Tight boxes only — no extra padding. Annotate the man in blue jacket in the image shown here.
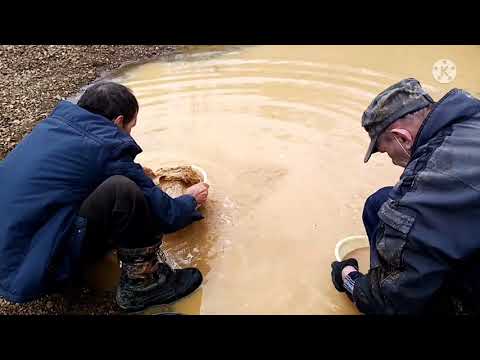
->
[331,78,480,314]
[0,81,209,312]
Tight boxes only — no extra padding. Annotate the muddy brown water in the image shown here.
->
[104,45,480,314]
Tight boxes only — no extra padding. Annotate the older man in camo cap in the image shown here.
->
[331,78,480,314]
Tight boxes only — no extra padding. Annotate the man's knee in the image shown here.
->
[101,175,138,190]
[81,176,145,215]
[98,175,143,201]
[363,187,392,214]
[362,186,393,234]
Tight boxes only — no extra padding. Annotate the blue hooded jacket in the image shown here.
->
[0,101,202,303]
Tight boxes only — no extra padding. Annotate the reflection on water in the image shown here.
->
[110,45,480,314]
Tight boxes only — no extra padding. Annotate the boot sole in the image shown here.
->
[120,286,201,315]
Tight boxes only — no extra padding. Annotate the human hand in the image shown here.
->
[185,182,209,208]
[331,258,359,292]
[143,166,156,179]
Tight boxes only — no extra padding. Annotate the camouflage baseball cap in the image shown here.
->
[362,78,434,163]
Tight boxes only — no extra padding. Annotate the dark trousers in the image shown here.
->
[362,186,393,267]
[79,175,158,263]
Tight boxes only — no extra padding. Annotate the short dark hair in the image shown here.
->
[77,81,139,123]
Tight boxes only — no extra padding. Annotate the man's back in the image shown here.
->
[399,90,480,313]
[0,101,135,302]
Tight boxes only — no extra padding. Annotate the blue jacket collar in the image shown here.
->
[50,101,143,158]
[413,89,480,152]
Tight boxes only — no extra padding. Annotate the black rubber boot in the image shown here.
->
[116,242,203,312]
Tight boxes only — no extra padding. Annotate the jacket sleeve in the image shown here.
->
[350,198,451,315]
[103,155,204,234]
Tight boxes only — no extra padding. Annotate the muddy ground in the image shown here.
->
[0,45,187,314]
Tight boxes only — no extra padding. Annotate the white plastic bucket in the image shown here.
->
[335,235,369,262]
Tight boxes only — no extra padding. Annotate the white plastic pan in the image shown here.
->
[335,235,369,262]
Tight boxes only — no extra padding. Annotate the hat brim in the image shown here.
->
[364,136,378,163]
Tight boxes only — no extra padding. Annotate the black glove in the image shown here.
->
[331,258,359,292]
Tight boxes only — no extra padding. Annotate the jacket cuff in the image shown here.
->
[343,270,361,295]
[176,194,204,221]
